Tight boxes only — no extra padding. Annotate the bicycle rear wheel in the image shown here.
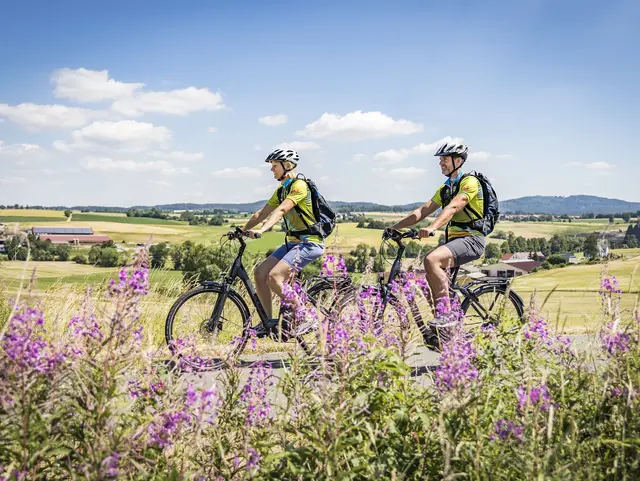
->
[165,284,251,370]
[461,284,524,330]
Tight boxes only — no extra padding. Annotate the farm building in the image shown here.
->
[31,226,111,245]
[502,252,546,262]
[481,261,541,278]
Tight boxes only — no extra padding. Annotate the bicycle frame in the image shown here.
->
[205,232,271,331]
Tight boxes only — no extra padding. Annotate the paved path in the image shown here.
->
[187,334,593,394]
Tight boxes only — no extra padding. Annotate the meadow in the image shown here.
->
[2,209,639,332]
[1,245,639,479]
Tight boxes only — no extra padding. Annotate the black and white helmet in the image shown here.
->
[265,148,299,166]
[434,142,468,161]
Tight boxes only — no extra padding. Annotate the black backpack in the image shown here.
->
[443,171,500,236]
[277,174,336,239]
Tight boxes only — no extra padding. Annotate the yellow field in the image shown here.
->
[512,254,640,330]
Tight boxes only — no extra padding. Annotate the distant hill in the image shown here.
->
[500,195,640,215]
[11,195,638,216]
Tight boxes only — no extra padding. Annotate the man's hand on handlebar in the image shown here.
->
[227,227,261,239]
[419,227,437,239]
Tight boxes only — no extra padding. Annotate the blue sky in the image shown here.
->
[0,0,638,207]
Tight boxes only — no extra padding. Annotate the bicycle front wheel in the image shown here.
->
[165,285,251,369]
[461,284,524,330]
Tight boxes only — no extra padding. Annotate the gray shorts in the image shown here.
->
[270,241,325,272]
[443,236,485,267]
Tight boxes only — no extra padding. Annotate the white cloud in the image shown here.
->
[0,140,43,157]
[352,153,368,162]
[253,144,262,151]
[274,141,321,152]
[585,161,614,170]
[468,151,492,162]
[81,157,190,175]
[372,136,462,164]
[0,103,107,130]
[111,87,225,116]
[212,167,262,179]
[566,161,614,171]
[148,180,172,186]
[51,68,144,102]
[54,120,172,153]
[42,168,55,175]
[208,127,217,133]
[152,150,204,162]
[496,153,513,160]
[0,176,27,185]
[319,175,330,182]
[296,110,423,140]
[184,191,204,198]
[259,114,288,126]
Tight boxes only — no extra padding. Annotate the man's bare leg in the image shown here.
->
[423,245,456,314]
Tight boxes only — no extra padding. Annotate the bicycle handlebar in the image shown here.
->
[226,226,261,241]
[382,228,420,242]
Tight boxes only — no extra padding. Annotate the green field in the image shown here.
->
[2,209,639,331]
[512,254,640,330]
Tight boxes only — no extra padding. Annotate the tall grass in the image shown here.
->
[0,246,639,480]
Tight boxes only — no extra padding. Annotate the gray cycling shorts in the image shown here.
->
[443,235,486,267]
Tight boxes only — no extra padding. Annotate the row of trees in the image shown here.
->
[126,207,170,220]
[3,234,72,261]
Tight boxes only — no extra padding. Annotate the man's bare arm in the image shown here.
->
[428,194,469,231]
[391,200,439,230]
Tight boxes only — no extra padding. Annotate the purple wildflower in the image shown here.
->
[435,296,464,326]
[517,384,552,411]
[241,362,274,428]
[600,323,632,356]
[100,452,120,479]
[1,306,65,376]
[490,419,524,443]
[434,329,479,393]
[146,410,192,449]
[601,276,622,294]
[523,311,551,345]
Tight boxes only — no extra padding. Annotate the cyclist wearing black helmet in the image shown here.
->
[239,148,325,335]
[387,141,486,335]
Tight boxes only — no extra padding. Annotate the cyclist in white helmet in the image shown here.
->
[387,141,487,344]
[240,148,325,336]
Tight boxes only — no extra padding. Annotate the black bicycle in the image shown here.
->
[338,228,525,350]
[164,227,353,369]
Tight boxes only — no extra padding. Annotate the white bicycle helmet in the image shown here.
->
[434,142,468,161]
[264,149,299,166]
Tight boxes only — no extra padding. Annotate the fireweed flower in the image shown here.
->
[100,453,120,479]
[601,276,622,295]
[517,384,553,411]
[434,330,479,393]
[523,311,551,345]
[1,306,65,376]
[281,281,318,332]
[321,254,347,277]
[241,362,274,428]
[490,419,524,443]
[600,322,632,356]
[434,303,478,394]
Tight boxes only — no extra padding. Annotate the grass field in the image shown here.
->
[2,209,639,330]
[512,253,640,330]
